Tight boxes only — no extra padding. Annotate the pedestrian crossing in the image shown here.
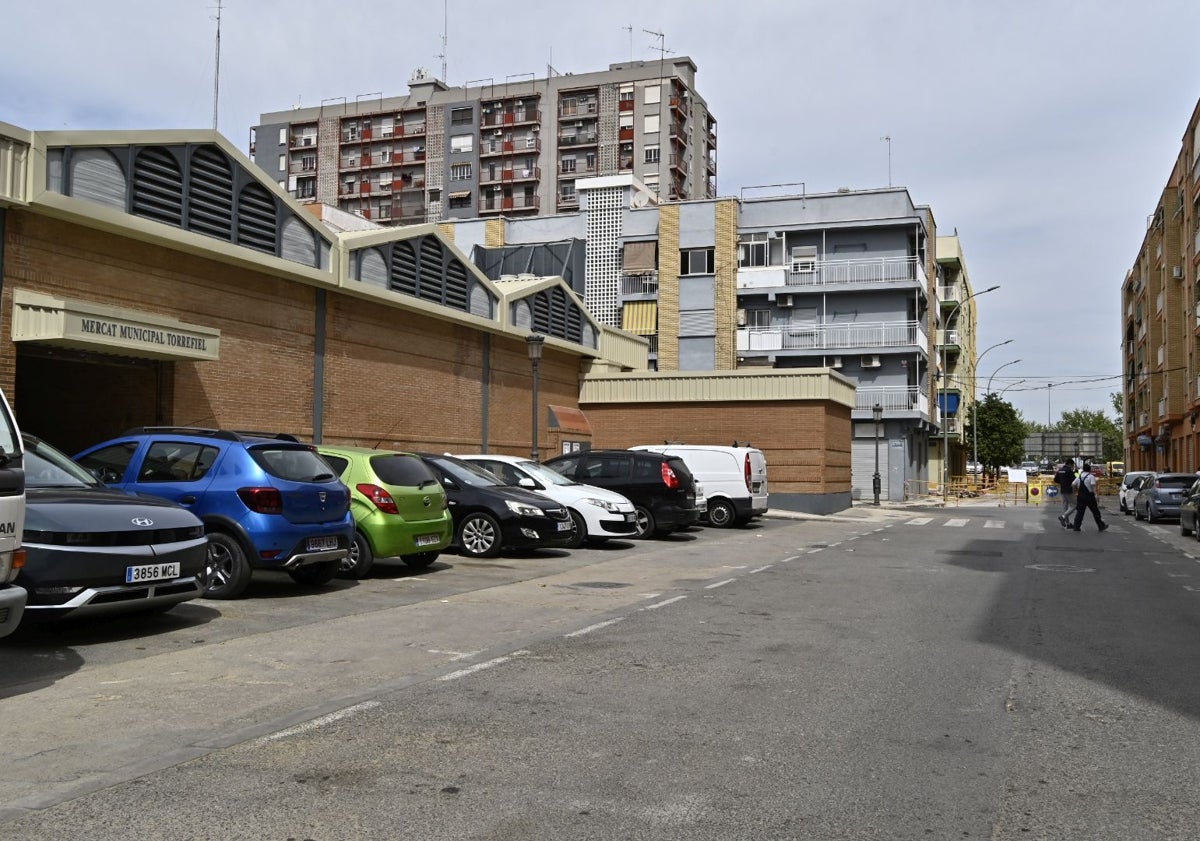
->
[901,516,1080,532]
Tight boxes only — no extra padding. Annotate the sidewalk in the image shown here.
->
[766,493,1118,524]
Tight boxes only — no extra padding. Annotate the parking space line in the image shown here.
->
[439,651,530,680]
[645,595,687,610]
[749,565,773,574]
[564,619,623,638]
[259,701,382,742]
[780,555,800,563]
[705,578,737,590]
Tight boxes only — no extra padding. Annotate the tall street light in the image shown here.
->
[941,284,1000,503]
[872,403,883,505]
[998,378,1027,398]
[971,340,1014,474]
[526,333,545,462]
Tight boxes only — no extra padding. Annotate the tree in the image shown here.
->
[1054,408,1122,462]
[966,393,1026,470]
[1110,392,1124,426]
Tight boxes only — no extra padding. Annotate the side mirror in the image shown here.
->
[517,477,538,490]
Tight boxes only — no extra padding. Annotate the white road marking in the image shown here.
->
[984,520,1004,529]
[705,578,737,590]
[944,518,969,527]
[260,701,382,742]
[905,517,933,525]
[1183,585,1200,592]
[806,548,823,554]
[1166,572,1191,578]
[1023,522,1045,531]
[847,536,859,541]
[780,555,800,563]
[723,564,749,569]
[564,619,623,638]
[439,651,530,680]
[829,542,842,547]
[645,595,687,610]
[638,592,663,599]
[427,649,484,661]
[749,565,773,574]
[392,576,428,582]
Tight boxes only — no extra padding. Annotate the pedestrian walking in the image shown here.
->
[1072,461,1108,532]
[1053,459,1076,528]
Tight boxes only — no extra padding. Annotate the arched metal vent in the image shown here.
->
[418,237,444,304]
[132,147,184,228]
[526,287,586,344]
[237,182,276,255]
[71,149,126,212]
[187,146,233,240]
[445,260,469,311]
[390,240,418,295]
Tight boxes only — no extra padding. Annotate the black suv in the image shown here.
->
[416,453,574,557]
[543,450,699,538]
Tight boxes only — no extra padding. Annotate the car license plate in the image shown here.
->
[307,536,339,552]
[125,562,180,583]
[557,521,572,531]
[415,533,442,547]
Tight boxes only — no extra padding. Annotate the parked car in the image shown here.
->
[965,461,982,475]
[1118,471,1155,515]
[542,449,700,538]
[20,434,207,620]
[415,453,573,557]
[457,453,638,548]
[74,427,353,600]
[0,387,27,638]
[1179,480,1200,537]
[630,444,768,527]
[317,446,453,578]
[1020,460,1039,477]
[1133,472,1196,523]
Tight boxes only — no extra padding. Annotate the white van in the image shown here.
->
[630,444,768,527]
[0,388,26,638]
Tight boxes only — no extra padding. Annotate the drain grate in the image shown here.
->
[572,581,631,589]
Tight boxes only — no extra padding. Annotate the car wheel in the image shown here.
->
[632,506,656,539]
[401,551,439,569]
[289,559,341,586]
[338,531,375,580]
[1148,502,1158,524]
[564,509,588,549]
[1119,497,1128,514]
[707,499,737,528]
[203,532,253,600]
[1182,515,1193,537]
[458,512,502,557]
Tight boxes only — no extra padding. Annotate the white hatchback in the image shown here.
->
[457,455,639,547]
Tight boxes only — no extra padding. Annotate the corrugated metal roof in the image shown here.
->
[580,369,855,408]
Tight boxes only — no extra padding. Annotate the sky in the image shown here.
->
[4,0,1199,424]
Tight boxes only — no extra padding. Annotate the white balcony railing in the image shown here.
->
[620,273,659,295]
[1158,398,1167,418]
[936,328,961,346]
[855,386,929,417]
[937,284,962,304]
[736,320,927,352]
[737,256,927,290]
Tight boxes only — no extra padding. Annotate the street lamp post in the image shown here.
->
[526,334,545,462]
[872,403,883,505]
[976,356,1021,473]
[970,340,1014,476]
[997,379,1027,398]
[941,284,1000,503]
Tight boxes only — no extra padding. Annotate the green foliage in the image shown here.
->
[1110,392,1124,423]
[966,393,1026,469]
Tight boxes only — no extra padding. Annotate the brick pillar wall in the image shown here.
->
[485,218,506,248]
[657,204,680,369]
[436,223,456,243]
[713,198,737,370]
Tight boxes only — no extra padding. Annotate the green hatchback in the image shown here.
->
[317,446,453,579]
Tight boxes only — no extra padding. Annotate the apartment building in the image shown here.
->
[251,59,717,226]
[444,181,981,501]
[1122,98,1200,471]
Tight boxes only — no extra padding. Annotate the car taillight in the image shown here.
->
[237,487,284,514]
[661,462,680,489]
[357,483,399,515]
[744,453,752,492]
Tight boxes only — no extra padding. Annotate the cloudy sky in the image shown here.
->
[5,0,1198,424]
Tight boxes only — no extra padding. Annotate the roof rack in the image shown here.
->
[120,426,301,443]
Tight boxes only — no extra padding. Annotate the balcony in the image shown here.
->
[618,99,634,112]
[936,329,961,347]
[619,127,635,142]
[736,320,927,352]
[290,134,317,150]
[391,150,426,164]
[557,194,579,210]
[621,273,659,296]
[669,153,687,173]
[559,101,598,117]
[479,195,541,214]
[558,133,598,147]
[480,166,541,185]
[560,163,597,178]
[481,109,541,128]
[480,137,542,158]
[854,386,930,416]
[640,334,658,354]
[737,255,928,291]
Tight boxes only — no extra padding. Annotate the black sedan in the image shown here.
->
[416,453,574,557]
[18,435,208,620]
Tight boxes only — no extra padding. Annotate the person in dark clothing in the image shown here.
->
[1072,462,1108,532]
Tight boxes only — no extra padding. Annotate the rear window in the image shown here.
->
[250,446,337,482]
[1155,475,1195,488]
[665,457,693,480]
[371,454,437,487]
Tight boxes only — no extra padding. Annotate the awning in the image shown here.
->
[621,300,658,334]
[449,190,471,199]
[548,404,592,434]
[622,240,657,273]
[11,288,220,362]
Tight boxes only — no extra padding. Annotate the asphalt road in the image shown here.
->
[2,499,1199,839]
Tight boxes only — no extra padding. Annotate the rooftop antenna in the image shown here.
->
[211,0,224,130]
[644,29,672,202]
[880,135,892,187]
[438,0,448,81]
[623,24,633,62]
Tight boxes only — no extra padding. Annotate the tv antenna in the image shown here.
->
[880,135,892,186]
[623,24,633,62]
[211,0,224,130]
[437,0,448,81]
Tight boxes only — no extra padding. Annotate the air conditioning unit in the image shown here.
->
[830,356,843,369]
[861,355,881,369]
[302,137,314,146]
[736,308,746,326]
[778,294,794,308]
[494,129,503,136]
[1174,266,1184,279]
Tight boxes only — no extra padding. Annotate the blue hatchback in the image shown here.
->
[75,428,353,600]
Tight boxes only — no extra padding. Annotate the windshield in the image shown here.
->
[518,460,577,487]
[25,438,99,488]
[429,455,505,488]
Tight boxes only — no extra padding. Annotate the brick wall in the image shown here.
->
[656,204,680,369]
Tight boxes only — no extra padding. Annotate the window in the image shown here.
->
[561,157,576,173]
[449,192,472,209]
[450,134,474,154]
[560,183,576,200]
[378,203,391,218]
[680,248,715,275]
[139,442,220,483]
[450,163,473,180]
[644,115,660,134]
[278,128,287,145]
[296,178,316,199]
[619,114,634,129]
[278,154,286,171]
[644,85,661,105]
[450,107,472,126]
[561,97,577,116]
[428,188,441,203]
[739,232,769,268]
[301,154,316,171]
[644,145,660,164]
[746,309,771,328]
